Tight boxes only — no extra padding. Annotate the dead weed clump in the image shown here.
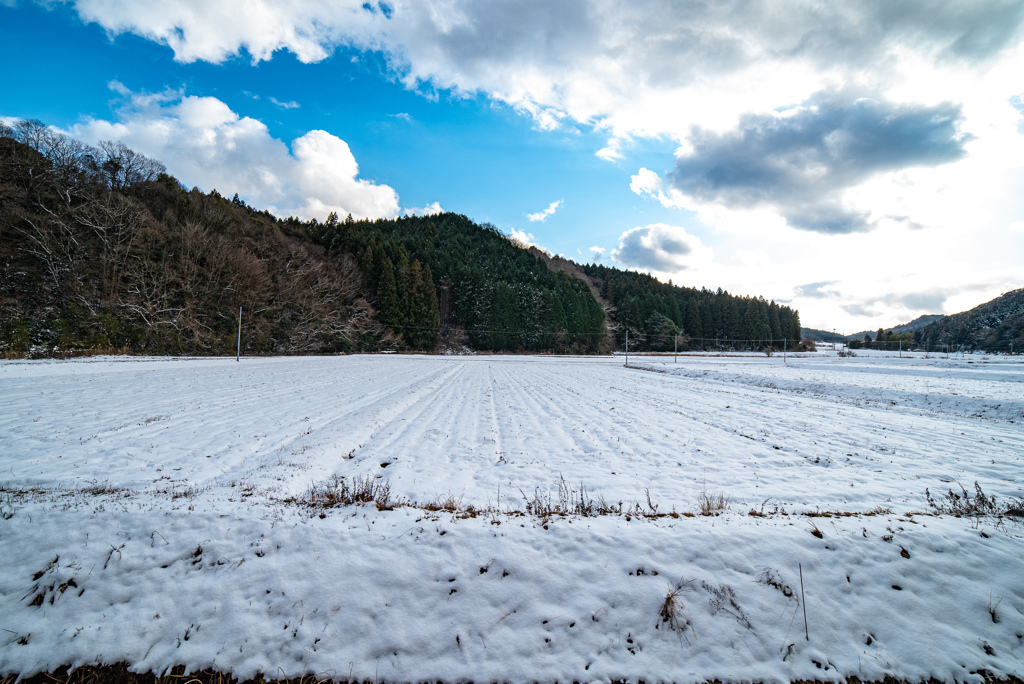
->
[926,481,1024,524]
[697,486,730,516]
[657,578,697,641]
[702,581,752,630]
[804,506,893,518]
[423,492,463,513]
[756,567,796,601]
[294,474,395,512]
[518,475,624,517]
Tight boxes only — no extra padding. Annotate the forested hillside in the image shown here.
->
[306,213,607,352]
[1,120,800,357]
[1,122,389,356]
[914,289,1024,352]
[582,264,801,351]
[0,121,605,356]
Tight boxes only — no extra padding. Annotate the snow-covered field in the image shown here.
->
[1,352,1022,682]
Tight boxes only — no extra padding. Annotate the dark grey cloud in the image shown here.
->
[841,284,993,321]
[841,302,879,318]
[886,291,951,312]
[392,1,1024,93]
[886,215,926,230]
[612,223,707,272]
[60,1,1024,98]
[927,0,1024,61]
[881,284,989,312]
[776,0,1024,66]
[794,281,839,299]
[667,94,971,233]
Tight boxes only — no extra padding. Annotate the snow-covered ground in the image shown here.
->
[1,353,1022,682]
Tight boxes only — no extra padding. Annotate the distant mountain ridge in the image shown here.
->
[800,327,847,343]
[805,293,1022,352]
[847,314,945,340]
[915,289,1023,352]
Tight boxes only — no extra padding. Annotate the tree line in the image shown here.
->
[582,264,801,351]
[848,329,913,350]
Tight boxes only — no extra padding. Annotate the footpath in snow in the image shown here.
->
[1,353,1022,682]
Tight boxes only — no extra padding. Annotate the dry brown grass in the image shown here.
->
[289,474,395,512]
[657,578,697,642]
[696,487,730,516]
[804,506,893,518]
[422,492,463,512]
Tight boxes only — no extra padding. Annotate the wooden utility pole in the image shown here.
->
[236,307,242,362]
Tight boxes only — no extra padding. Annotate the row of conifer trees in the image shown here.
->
[584,264,801,351]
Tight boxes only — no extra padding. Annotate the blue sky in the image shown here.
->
[3,1,1024,332]
[0,2,688,258]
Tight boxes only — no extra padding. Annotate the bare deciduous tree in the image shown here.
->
[96,141,165,191]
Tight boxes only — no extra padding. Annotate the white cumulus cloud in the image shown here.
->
[269,97,300,109]
[506,228,538,249]
[629,168,688,209]
[526,199,562,222]
[404,201,444,216]
[66,85,399,221]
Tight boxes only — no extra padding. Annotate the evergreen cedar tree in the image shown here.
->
[1,120,802,356]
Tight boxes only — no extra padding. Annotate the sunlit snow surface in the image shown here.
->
[1,352,1022,682]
